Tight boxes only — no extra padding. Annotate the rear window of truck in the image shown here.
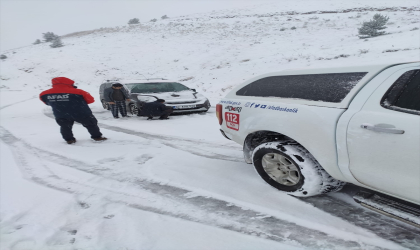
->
[236,72,367,103]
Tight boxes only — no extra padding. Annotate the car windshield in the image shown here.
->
[125,82,190,93]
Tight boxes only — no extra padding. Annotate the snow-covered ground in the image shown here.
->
[1,1,420,249]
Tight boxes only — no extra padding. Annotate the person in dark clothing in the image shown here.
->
[40,77,107,144]
[139,99,173,120]
[103,83,131,118]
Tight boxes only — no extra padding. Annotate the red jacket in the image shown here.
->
[40,77,94,104]
[40,77,95,119]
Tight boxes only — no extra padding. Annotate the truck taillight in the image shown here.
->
[216,104,223,125]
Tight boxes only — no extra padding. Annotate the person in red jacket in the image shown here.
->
[40,77,107,144]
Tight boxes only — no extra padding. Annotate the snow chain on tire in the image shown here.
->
[252,141,345,197]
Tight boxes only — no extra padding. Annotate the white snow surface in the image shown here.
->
[1,1,419,249]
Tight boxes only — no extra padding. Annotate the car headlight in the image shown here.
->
[204,99,211,109]
[197,99,211,109]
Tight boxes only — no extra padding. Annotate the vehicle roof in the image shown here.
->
[104,79,177,84]
[260,62,417,75]
[226,62,419,109]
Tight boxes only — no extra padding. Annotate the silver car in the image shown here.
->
[99,79,211,115]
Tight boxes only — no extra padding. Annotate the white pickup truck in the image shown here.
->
[217,62,420,226]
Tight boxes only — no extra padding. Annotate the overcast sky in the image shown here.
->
[0,0,274,52]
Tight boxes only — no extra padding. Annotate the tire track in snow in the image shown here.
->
[301,195,420,250]
[100,123,242,162]
[0,96,37,110]
[42,109,244,163]
[0,127,392,250]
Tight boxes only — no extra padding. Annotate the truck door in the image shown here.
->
[347,67,420,204]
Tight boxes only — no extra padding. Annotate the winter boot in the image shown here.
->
[66,139,76,144]
[92,137,108,142]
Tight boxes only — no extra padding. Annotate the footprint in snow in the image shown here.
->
[135,154,153,164]
[97,156,125,164]
[68,229,77,235]
[79,202,90,209]
[104,214,115,219]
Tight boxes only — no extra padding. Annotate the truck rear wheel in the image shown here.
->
[252,141,345,197]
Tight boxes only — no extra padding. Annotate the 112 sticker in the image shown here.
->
[225,112,239,131]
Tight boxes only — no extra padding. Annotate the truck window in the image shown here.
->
[236,72,367,103]
[381,70,420,115]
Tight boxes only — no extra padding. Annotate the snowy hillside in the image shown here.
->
[1,1,420,250]
[1,0,419,103]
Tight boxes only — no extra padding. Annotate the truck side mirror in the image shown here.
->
[191,88,197,92]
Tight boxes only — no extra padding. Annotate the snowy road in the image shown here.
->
[1,0,419,248]
[1,93,419,250]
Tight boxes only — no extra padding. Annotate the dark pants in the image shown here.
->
[159,107,173,119]
[110,101,127,118]
[55,115,102,141]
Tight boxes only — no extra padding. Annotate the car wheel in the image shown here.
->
[129,103,139,115]
[252,141,345,197]
[102,100,110,110]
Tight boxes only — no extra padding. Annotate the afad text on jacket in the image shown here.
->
[40,77,95,119]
